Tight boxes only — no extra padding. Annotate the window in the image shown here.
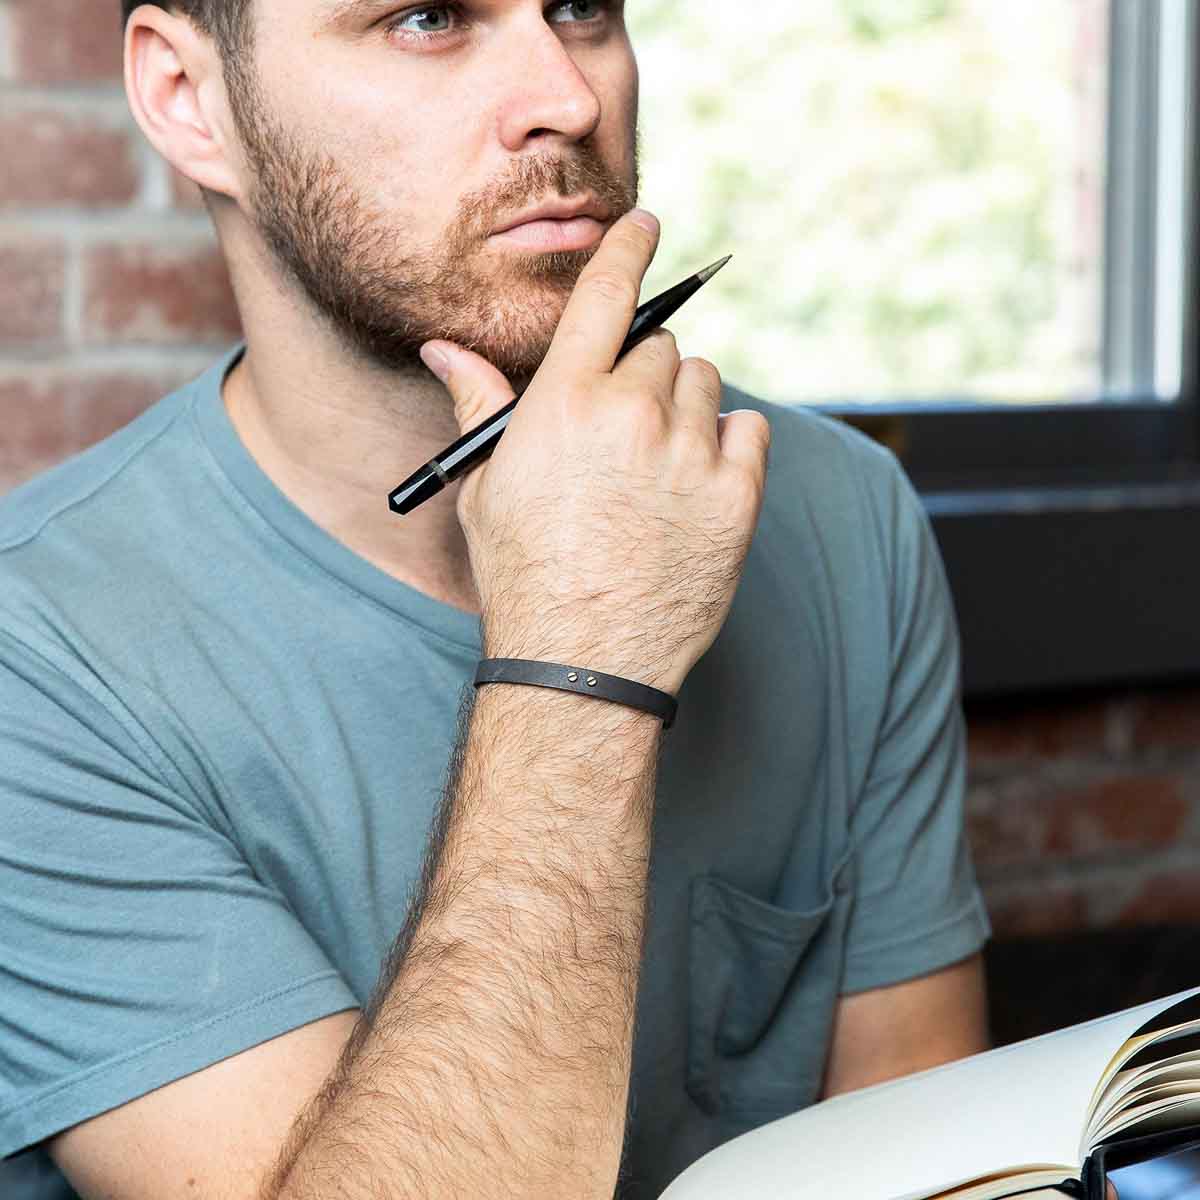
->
[630,0,1200,695]
[631,0,1193,408]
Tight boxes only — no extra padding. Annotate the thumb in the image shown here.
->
[420,341,517,434]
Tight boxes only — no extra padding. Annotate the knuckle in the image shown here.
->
[648,328,681,364]
[680,356,723,400]
[586,269,639,309]
[631,329,681,376]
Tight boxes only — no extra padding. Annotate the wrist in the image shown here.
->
[471,676,663,753]
[475,659,677,730]
[481,624,682,696]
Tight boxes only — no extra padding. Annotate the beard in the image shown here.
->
[227,69,640,385]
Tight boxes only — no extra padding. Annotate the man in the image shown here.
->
[0,2,990,1197]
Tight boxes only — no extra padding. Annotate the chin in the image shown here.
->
[457,285,572,379]
[469,330,558,384]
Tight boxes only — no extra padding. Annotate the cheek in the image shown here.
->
[595,47,640,156]
[311,94,475,230]
[261,43,477,205]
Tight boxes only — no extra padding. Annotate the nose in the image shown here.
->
[494,18,604,151]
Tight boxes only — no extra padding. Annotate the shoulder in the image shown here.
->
[0,362,222,655]
[0,382,197,559]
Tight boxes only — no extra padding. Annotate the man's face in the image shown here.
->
[227,0,640,384]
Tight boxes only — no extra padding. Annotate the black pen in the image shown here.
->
[388,254,732,516]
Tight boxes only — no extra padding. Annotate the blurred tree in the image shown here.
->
[629,0,1107,404]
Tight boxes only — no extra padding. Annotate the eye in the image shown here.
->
[551,0,605,19]
[384,0,613,44]
[388,5,455,36]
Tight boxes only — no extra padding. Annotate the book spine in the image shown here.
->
[1080,1152,1106,1200]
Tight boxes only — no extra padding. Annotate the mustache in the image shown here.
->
[458,147,636,242]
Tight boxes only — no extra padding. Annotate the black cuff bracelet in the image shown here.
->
[474,658,677,730]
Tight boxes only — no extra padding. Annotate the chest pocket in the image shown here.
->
[686,871,848,1124]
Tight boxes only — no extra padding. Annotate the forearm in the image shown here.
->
[265,685,662,1200]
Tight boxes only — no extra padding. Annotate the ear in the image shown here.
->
[123,4,245,201]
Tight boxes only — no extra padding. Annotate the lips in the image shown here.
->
[490,215,607,252]
[491,196,611,236]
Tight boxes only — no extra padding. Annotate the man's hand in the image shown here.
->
[423,208,772,694]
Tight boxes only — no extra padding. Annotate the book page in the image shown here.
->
[662,989,1200,1200]
[1094,1074,1200,1134]
[1094,1055,1200,1123]
[1094,988,1200,1118]
[1093,1088,1200,1144]
[1089,995,1200,1110]
[1096,1097,1200,1145]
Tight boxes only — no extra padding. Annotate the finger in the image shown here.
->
[717,409,771,485]
[421,340,517,435]
[671,356,723,450]
[541,209,661,379]
[609,328,681,408]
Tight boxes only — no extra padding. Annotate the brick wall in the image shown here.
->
[969,689,1200,939]
[0,0,240,494]
[4,3,1200,959]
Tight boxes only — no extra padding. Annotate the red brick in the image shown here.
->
[0,374,73,468]
[968,782,1048,868]
[1115,868,1200,926]
[0,110,140,209]
[0,367,190,493]
[967,698,1111,762]
[1130,691,1200,752]
[0,239,66,343]
[968,771,1191,868]
[72,369,187,447]
[983,883,1089,938]
[7,0,125,84]
[1043,774,1191,856]
[82,239,242,344]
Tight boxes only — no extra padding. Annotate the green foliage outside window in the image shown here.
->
[630,0,1107,404]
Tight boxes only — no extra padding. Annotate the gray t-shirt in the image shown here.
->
[0,347,988,1199]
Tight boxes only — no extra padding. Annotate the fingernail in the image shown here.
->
[420,343,450,381]
[629,208,659,235]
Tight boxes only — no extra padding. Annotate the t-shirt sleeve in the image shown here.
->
[840,458,991,995]
[0,627,359,1160]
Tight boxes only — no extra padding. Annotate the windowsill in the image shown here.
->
[818,399,1200,698]
[923,474,1200,517]
[921,478,1200,698]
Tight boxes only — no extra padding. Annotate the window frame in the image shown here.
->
[819,2,1200,699]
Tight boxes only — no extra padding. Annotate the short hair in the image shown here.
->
[120,1,253,61]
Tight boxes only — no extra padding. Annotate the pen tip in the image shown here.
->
[696,254,733,285]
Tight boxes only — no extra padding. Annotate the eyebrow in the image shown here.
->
[318,0,404,27]
[318,0,534,23]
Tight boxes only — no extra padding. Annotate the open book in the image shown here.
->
[662,986,1200,1200]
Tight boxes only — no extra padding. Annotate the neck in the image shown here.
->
[222,314,482,618]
